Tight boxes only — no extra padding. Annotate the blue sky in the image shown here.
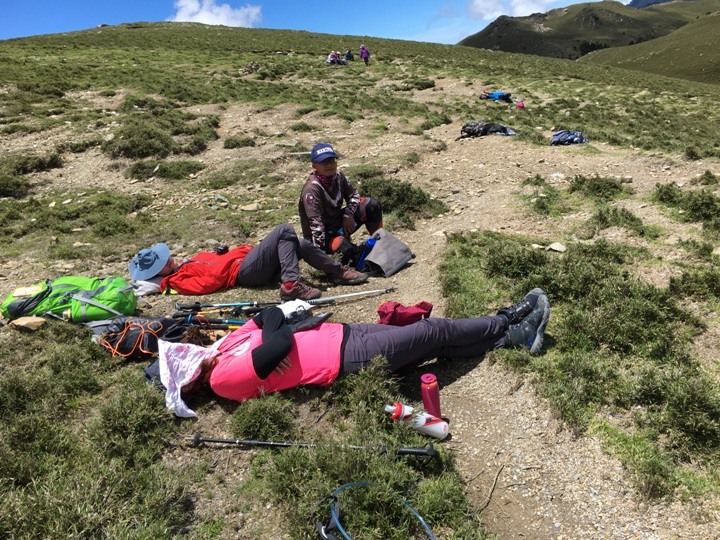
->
[1,0,606,45]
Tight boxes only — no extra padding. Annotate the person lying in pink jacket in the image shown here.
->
[159,289,550,417]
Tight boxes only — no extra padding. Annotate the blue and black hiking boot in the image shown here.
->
[506,292,550,354]
[497,288,546,326]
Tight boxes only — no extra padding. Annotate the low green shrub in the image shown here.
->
[692,170,719,186]
[57,137,103,153]
[568,174,627,201]
[224,136,256,149]
[0,173,31,198]
[344,164,383,180]
[290,121,317,132]
[230,393,297,441]
[102,120,174,159]
[361,177,448,229]
[522,175,565,216]
[7,190,154,240]
[581,205,658,238]
[419,112,452,131]
[677,238,716,261]
[1,152,63,175]
[403,78,435,91]
[684,147,701,161]
[405,151,420,165]
[669,266,720,300]
[440,232,715,497]
[245,359,485,538]
[653,182,720,224]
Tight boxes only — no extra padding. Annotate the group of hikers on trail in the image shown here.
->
[325,45,370,65]
[122,141,551,414]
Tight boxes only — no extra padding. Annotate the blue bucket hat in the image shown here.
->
[129,242,171,281]
[311,143,338,163]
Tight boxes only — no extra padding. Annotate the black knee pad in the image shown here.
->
[363,198,382,221]
[360,197,383,233]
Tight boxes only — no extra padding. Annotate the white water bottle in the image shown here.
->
[410,412,449,440]
[385,403,449,440]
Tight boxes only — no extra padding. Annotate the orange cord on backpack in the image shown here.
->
[98,320,166,358]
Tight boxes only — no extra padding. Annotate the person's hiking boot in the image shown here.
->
[330,265,368,285]
[506,292,550,355]
[280,280,322,301]
[497,287,546,326]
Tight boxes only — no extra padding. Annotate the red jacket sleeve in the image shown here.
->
[160,245,253,295]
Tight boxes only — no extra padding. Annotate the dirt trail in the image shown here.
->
[352,120,720,539]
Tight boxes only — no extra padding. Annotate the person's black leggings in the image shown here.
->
[340,316,509,375]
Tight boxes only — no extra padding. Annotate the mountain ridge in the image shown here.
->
[458,0,718,62]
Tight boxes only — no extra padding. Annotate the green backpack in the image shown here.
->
[1,276,137,323]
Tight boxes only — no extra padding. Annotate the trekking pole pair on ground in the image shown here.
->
[171,287,396,331]
[187,432,436,459]
[174,288,396,317]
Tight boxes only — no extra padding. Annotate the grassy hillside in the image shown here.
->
[1,22,720,159]
[581,11,720,84]
[1,22,720,539]
[459,0,720,61]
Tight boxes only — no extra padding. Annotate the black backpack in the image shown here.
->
[93,316,209,360]
[550,130,588,145]
[459,121,516,138]
[460,121,489,138]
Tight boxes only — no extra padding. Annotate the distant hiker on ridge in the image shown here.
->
[359,44,370,66]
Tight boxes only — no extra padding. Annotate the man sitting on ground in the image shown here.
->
[298,142,383,263]
[128,223,367,301]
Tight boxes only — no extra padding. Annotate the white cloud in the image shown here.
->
[169,0,262,27]
[510,0,554,17]
[466,0,505,21]
[467,0,563,20]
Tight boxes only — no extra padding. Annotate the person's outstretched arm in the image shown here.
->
[251,307,293,380]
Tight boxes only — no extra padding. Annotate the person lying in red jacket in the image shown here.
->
[128,223,367,301]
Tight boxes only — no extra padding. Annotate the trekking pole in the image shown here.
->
[187,432,436,459]
[204,323,243,331]
[174,300,279,312]
[172,313,246,326]
[308,287,395,306]
[240,287,397,316]
[175,289,394,316]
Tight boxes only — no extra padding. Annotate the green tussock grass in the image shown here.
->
[360,177,449,229]
[652,182,720,233]
[522,174,567,216]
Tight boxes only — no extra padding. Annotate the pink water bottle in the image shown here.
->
[420,373,441,419]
